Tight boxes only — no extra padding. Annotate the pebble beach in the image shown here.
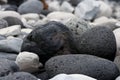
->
[0,0,120,80]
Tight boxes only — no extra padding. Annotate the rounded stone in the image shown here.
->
[0,11,21,19]
[0,72,39,80]
[0,58,19,77]
[76,27,116,61]
[74,0,100,21]
[18,0,43,14]
[0,19,8,29]
[45,54,119,80]
[96,1,112,18]
[64,18,92,40]
[3,17,24,28]
[15,51,43,73]
[21,21,77,64]
[47,11,76,22]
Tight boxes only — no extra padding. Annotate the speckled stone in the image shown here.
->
[45,54,119,80]
[76,27,116,61]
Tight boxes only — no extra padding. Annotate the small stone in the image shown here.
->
[60,1,74,13]
[90,17,119,30]
[0,25,21,37]
[18,0,43,14]
[45,54,119,80]
[96,1,112,18]
[49,74,97,80]
[47,11,76,22]
[47,0,60,11]
[0,11,21,19]
[15,52,43,73]
[0,37,23,53]
[74,0,100,20]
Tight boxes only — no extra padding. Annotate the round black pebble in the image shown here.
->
[45,54,119,80]
[76,26,116,61]
[21,21,77,64]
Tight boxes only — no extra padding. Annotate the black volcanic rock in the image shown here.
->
[21,21,77,64]
[76,26,116,61]
[45,54,119,80]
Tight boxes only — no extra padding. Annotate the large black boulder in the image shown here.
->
[21,21,77,64]
[45,54,119,80]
